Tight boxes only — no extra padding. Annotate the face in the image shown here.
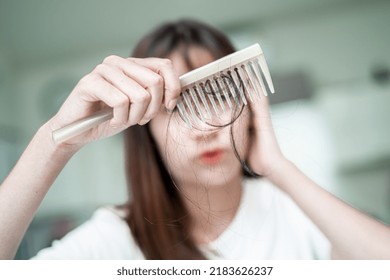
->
[149,47,251,189]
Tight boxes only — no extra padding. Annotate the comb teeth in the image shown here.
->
[51,44,274,143]
[176,44,274,128]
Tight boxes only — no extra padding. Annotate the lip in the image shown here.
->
[199,149,224,165]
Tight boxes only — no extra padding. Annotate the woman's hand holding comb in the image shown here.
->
[48,56,180,148]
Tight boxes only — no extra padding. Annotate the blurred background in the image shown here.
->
[0,0,389,259]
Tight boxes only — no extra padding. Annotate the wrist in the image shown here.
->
[37,120,81,161]
[264,158,295,189]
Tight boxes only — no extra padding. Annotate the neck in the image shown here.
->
[179,175,243,245]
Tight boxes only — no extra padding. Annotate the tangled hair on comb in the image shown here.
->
[121,19,258,260]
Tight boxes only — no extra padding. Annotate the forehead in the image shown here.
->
[169,47,215,76]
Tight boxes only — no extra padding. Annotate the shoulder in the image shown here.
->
[242,179,331,259]
[32,206,143,260]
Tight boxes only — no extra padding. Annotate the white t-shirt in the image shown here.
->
[32,179,330,260]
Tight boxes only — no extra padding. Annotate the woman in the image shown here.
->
[0,19,389,260]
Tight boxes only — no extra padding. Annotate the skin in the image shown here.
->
[0,47,389,259]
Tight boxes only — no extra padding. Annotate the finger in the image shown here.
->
[250,96,273,130]
[128,94,150,126]
[129,57,181,111]
[252,94,271,117]
[102,56,164,123]
[79,74,130,126]
[123,63,164,124]
[138,83,163,125]
[102,57,164,123]
[94,63,156,125]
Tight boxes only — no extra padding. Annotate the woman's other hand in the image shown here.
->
[247,96,287,177]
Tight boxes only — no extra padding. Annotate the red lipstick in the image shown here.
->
[200,149,224,165]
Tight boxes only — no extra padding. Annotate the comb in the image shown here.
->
[52,44,274,143]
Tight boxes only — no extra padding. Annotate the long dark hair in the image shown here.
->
[123,19,256,259]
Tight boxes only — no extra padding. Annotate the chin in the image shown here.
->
[193,165,242,188]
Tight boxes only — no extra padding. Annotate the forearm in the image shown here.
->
[268,160,390,259]
[0,122,77,259]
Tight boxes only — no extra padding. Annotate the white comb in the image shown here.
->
[52,44,274,143]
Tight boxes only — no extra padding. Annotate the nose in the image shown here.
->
[189,119,222,142]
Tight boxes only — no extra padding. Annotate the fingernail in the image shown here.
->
[167,98,178,111]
